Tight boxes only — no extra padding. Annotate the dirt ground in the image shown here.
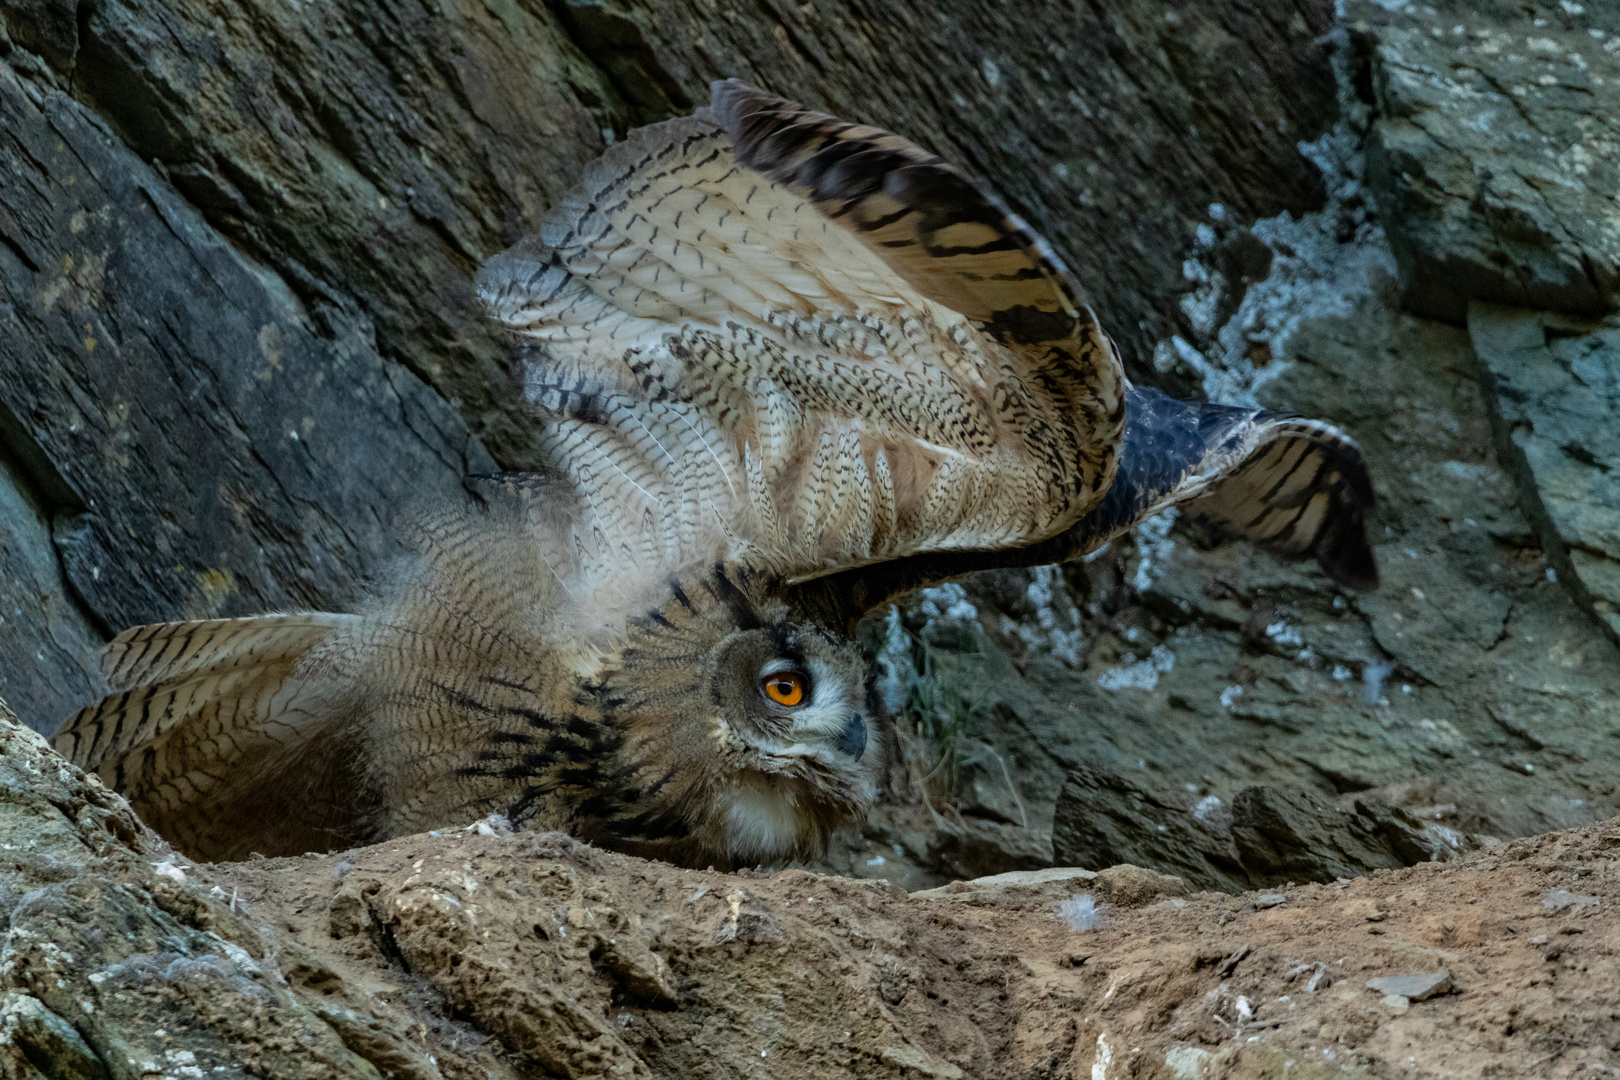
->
[194,813,1620,1079]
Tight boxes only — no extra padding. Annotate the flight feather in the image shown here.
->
[476,80,1125,590]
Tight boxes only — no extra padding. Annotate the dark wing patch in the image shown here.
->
[1057,386,1255,552]
[710,79,1087,347]
[1075,386,1378,589]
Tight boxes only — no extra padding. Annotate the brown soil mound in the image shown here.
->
[207,817,1619,1078]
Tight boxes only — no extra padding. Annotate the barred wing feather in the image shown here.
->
[53,614,362,856]
[476,81,1124,591]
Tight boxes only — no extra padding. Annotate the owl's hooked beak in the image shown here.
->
[710,713,867,773]
[832,713,867,761]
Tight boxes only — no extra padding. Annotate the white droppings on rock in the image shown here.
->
[916,582,977,623]
[1130,509,1179,595]
[1001,565,1085,666]
[1362,661,1393,705]
[1265,621,1304,647]
[1157,120,1397,408]
[1091,1032,1114,1080]
[1098,645,1175,692]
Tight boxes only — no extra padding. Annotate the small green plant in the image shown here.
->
[901,634,987,797]
[876,607,1002,823]
[874,602,1031,830]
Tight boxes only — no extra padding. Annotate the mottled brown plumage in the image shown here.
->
[55,82,1377,867]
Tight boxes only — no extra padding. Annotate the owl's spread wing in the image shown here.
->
[53,614,365,855]
[709,80,1089,346]
[477,80,1123,595]
[786,384,1376,629]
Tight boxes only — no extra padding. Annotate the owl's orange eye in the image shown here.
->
[762,671,807,707]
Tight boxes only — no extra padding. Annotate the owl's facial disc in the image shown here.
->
[753,656,865,761]
[702,623,885,862]
[712,633,869,765]
[603,580,885,868]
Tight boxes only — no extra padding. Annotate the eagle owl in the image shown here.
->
[54,82,1377,867]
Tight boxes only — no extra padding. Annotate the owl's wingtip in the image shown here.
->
[1317,523,1380,592]
[709,79,792,170]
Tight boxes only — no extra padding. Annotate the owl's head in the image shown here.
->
[593,565,886,868]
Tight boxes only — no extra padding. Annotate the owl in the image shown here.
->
[53,82,1376,867]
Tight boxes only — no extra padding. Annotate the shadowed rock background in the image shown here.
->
[1,0,1618,1074]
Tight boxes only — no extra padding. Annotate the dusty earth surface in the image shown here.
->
[221,816,1620,1080]
[5,700,1620,1080]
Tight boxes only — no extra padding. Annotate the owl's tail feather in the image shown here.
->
[54,613,361,857]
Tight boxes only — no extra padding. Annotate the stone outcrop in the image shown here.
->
[1360,0,1620,645]
[1052,767,1479,893]
[0,696,413,1080]
[1472,304,1620,643]
[4,696,1620,1078]
[1362,0,1619,323]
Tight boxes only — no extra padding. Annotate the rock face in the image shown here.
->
[1357,0,1620,651]
[0,697,414,1080]
[1363,0,1620,323]
[1052,768,1477,893]
[0,52,497,612]
[1472,305,1620,643]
